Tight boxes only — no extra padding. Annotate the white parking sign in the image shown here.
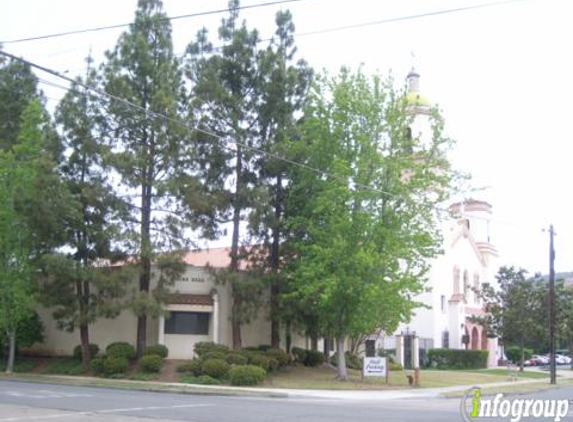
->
[363,357,388,378]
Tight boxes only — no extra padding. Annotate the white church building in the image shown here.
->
[385,68,501,368]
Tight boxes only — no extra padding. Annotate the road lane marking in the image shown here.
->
[0,403,214,421]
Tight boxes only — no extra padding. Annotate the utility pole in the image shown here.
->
[549,224,556,385]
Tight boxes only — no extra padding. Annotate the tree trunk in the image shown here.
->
[285,320,292,353]
[231,287,242,350]
[310,333,318,351]
[6,329,16,374]
[79,323,90,371]
[270,174,282,349]
[230,145,243,349]
[137,181,152,359]
[519,338,525,372]
[336,337,347,380]
[324,336,331,364]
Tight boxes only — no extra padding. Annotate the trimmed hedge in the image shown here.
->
[304,350,325,367]
[202,358,230,379]
[73,343,100,361]
[247,353,270,371]
[331,351,362,370]
[106,342,135,361]
[139,354,164,373]
[143,345,169,358]
[103,356,129,376]
[229,365,267,386]
[202,351,229,361]
[265,349,292,368]
[291,347,306,363]
[194,341,229,358]
[427,349,488,369]
[227,352,248,366]
[176,359,203,376]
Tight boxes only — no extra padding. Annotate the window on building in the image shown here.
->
[473,274,480,304]
[440,295,446,313]
[164,311,210,335]
[442,331,449,349]
[463,270,469,296]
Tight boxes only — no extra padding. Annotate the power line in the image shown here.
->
[292,0,529,39]
[3,49,546,235]
[0,0,306,44]
[184,0,530,56]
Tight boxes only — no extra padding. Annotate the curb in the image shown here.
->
[0,374,289,399]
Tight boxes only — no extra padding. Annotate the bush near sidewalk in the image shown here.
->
[427,349,488,369]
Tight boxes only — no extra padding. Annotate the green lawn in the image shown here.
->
[468,368,549,379]
[263,365,523,390]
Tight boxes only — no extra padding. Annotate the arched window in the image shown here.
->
[481,328,488,350]
[473,273,480,304]
[471,327,479,350]
[453,267,460,293]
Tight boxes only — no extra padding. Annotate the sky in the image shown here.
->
[1,0,572,275]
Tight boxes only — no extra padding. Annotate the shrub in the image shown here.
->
[103,356,129,376]
[331,351,362,370]
[291,347,307,364]
[193,341,229,358]
[176,359,203,376]
[247,353,269,371]
[90,358,105,375]
[505,346,533,364]
[266,356,279,372]
[181,375,221,385]
[139,354,164,373]
[202,358,230,379]
[427,349,488,369]
[73,344,100,361]
[257,345,272,352]
[304,350,325,367]
[227,352,248,366]
[389,361,403,371]
[265,349,292,368]
[202,351,229,361]
[229,365,267,386]
[106,342,135,361]
[143,345,169,359]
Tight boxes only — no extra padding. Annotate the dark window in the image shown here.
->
[165,312,210,335]
[442,331,449,349]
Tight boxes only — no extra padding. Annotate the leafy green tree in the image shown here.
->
[285,69,454,379]
[0,311,44,358]
[36,62,132,370]
[186,0,264,349]
[104,0,210,357]
[470,266,545,371]
[0,100,45,373]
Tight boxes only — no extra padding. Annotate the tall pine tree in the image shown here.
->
[104,0,208,357]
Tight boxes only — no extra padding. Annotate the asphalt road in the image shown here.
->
[1,380,572,422]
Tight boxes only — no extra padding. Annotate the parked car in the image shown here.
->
[555,354,571,365]
[532,354,549,365]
